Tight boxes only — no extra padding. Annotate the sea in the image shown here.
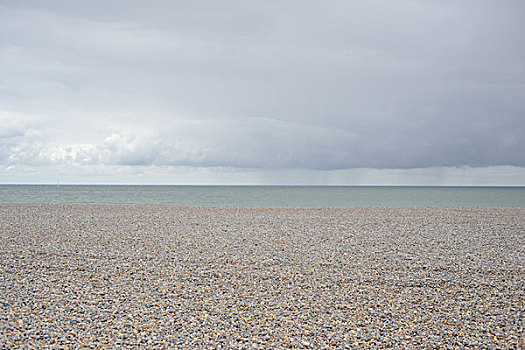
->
[0,185,524,207]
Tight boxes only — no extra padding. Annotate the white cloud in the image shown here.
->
[1,1,524,184]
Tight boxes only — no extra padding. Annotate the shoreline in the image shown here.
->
[1,204,523,348]
[3,202,525,209]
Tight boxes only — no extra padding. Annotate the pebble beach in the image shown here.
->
[0,204,523,349]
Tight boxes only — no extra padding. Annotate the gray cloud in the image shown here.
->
[1,0,524,183]
[3,117,523,171]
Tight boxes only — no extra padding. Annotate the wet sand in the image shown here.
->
[1,204,523,348]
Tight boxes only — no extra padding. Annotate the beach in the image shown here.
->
[0,204,523,348]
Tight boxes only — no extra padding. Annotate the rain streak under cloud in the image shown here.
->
[1,0,524,184]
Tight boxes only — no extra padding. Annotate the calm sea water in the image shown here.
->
[0,185,524,207]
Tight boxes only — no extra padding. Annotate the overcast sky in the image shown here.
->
[1,0,524,185]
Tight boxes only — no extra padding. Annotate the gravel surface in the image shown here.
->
[0,204,524,349]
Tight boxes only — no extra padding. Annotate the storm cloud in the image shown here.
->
[1,0,524,183]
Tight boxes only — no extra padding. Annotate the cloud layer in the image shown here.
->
[1,1,524,183]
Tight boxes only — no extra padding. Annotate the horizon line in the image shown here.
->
[1,183,524,188]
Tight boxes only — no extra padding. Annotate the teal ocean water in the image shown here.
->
[0,185,524,207]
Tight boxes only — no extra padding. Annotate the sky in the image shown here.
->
[1,0,524,185]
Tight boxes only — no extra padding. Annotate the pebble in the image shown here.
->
[0,204,523,349]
